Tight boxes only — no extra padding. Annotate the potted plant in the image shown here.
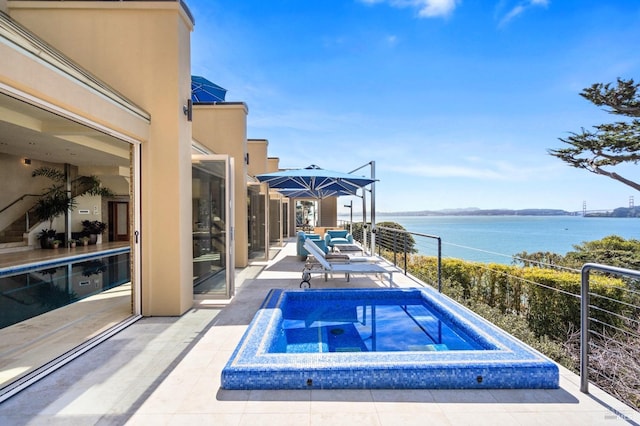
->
[68,239,77,248]
[31,166,113,248]
[82,220,107,244]
[37,229,57,249]
[52,240,61,249]
[32,167,75,248]
[80,236,90,246]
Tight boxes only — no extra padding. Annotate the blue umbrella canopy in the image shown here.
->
[256,165,375,199]
[275,187,356,199]
[191,75,227,103]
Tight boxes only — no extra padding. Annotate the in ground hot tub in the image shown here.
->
[221,287,559,390]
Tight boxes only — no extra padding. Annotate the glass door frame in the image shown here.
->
[191,154,234,299]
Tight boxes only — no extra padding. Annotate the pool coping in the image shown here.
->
[221,286,560,390]
[0,247,131,277]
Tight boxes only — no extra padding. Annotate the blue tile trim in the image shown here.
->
[222,287,559,390]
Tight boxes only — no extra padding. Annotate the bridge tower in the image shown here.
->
[630,196,634,209]
[582,201,587,216]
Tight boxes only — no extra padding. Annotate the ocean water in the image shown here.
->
[375,215,640,264]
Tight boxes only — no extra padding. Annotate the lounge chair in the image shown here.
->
[304,237,379,263]
[301,239,393,288]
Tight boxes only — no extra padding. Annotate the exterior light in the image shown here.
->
[183,99,192,121]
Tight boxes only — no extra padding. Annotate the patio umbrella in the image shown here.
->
[191,75,227,103]
[256,165,376,227]
[256,165,375,197]
[275,187,356,199]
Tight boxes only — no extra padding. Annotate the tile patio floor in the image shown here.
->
[0,240,638,425]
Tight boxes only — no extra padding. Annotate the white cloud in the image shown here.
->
[358,0,459,18]
[385,35,399,46]
[498,0,550,27]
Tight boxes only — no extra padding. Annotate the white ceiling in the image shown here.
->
[0,92,130,167]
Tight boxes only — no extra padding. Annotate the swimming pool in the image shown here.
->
[0,247,130,329]
[221,287,559,390]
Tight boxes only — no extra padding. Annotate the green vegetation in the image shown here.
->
[375,229,640,411]
[515,234,640,276]
[375,221,417,254]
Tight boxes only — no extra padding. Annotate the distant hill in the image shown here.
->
[378,208,573,217]
[585,206,640,218]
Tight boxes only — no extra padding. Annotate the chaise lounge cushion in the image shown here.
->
[324,229,354,248]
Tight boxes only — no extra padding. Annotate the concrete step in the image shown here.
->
[0,241,31,255]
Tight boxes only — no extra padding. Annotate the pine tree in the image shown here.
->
[549,78,640,191]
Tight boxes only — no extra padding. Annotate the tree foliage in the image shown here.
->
[514,235,640,272]
[549,78,640,191]
[375,221,417,254]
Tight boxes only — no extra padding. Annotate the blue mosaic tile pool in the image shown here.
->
[221,287,559,390]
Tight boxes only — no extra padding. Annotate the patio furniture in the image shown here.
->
[307,239,378,264]
[301,239,393,288]
[296,231,327,260]
[333,243,365,256]
[324,229,353,250]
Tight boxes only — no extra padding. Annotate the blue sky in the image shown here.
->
[188,0,640,213]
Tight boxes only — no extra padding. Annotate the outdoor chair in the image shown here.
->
[296,231,327,260]
[323,229,353,249]
[301,239,393,288]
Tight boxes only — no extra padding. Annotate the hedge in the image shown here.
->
[404,255,631,341]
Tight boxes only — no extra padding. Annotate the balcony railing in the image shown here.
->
[342,219,640,411]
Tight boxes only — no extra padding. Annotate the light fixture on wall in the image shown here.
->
[183,99,192,121]
[23,158,31,165]
[245,153,250,165]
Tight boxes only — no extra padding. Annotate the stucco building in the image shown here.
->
[0,0,298,399]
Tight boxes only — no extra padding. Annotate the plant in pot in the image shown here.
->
[82,220,107,245]
[36,229,58,249]
[31,166,113,248]
[32,167,75,249]
[33,192,75,249]
[80,236,90,246]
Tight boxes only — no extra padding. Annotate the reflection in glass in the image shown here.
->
[192,163,227,295]
[247,184,266,260]
[0,92,134,394]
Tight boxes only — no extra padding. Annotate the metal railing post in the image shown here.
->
[375,225,443,293]
[393,232,397,266]
[580,265,590,394]
[403,233,408,274]
[437,236,442,293]
[579,263,640,394]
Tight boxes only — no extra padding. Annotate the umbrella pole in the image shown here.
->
[362,188,367,252]
[370,161,376,255]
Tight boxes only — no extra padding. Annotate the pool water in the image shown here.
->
[222,287,559,390]
[274,292,486,353]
